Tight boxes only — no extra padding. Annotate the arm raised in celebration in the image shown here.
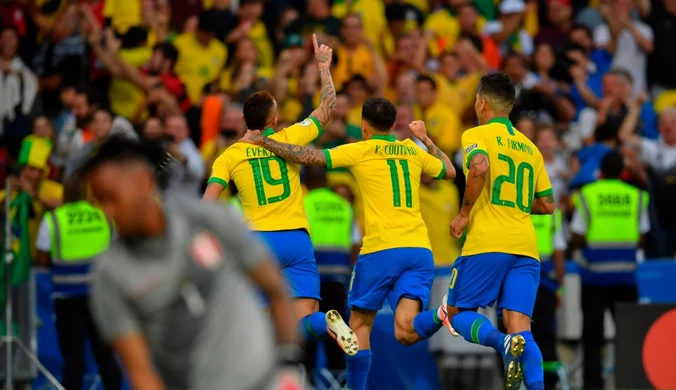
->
[308,34,337,129]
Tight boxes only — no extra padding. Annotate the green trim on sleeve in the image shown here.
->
[207,177,228,188]
[435,164,447,180]
[309,117,322,134]
[534,188,553,198]
[465,149,488,169]
[323,149,333,169]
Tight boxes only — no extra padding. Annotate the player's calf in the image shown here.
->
[395,297,447,346]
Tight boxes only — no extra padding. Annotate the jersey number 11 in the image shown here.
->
[387,159,413,208]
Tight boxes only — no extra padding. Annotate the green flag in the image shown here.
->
[0,191,33,318]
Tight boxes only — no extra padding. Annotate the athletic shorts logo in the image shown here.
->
[191,232,224,270]
[465,143,478,154]
[297,119,312,127]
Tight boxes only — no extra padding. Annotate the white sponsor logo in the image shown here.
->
[297,118,312,127]
[465,143,478,154]
[190,232,224,270]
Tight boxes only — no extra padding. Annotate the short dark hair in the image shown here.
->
[94,107,114,120]
[198,10,220,34]
[153,42,179,65]
[478,72,516,112]
[243,91,276,130]
[606,68,633,85]
[362,97,397,132]
[63,176,89,203]
[600,150,624,178]
[82,135,167,178]
[416,75,437,91]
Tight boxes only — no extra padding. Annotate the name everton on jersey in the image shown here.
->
[245,146,276,158]
[496,136,534,156]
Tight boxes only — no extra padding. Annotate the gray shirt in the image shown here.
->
[166,138,205,197]
[90,196,276,390]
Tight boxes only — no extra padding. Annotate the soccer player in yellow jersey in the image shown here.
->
[241,97,457,390]
[444,72,556,390]
[202,35,359,358]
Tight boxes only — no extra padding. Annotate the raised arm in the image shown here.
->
[242,131,327,166]
[409,120,456,180]
[449,152,489,238]
[309,34,337,129]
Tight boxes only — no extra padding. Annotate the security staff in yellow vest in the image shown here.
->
[302,166,361,377]
[570,151,650,390]
[530,209,566,389]
[35,178,123,390]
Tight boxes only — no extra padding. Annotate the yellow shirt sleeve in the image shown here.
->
[534,155,553,198]
[461,130,487,170]
[324,142,365,170]
[277,117,323,146]
[207,152,230,188]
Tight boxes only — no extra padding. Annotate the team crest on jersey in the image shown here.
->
[465,143,478,154]
[190,232,223,270]
[297,119,312,127]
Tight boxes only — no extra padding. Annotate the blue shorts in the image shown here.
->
[348,247,434,311]
[256,230,321,300]
[447,252,540,318]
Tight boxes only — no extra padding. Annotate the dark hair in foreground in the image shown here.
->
[478,72,516,112]
[81,135,172,190]
[600,150,624,179]
[361,97,397,132]
[243,91,276,130]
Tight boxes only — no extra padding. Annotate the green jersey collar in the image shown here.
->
[262,128,275,136]
[371,134,396,141]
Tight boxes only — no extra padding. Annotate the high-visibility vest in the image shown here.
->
[531,210,562,292]
[573,179,648,286]
[304,188,353,281]
[230,195,242,213]
[45,201,111,298]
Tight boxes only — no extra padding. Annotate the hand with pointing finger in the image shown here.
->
[312,33,333,69]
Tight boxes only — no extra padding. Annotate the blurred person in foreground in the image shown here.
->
[34,177,123,390]
[444,72,555,390]
[240,98,457,390]
[570,150,648,389]
[83,137,302,390]
[203,35,359,357]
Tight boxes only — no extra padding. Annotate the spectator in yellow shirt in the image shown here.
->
[431,39,486,118]
[173,11,227,105]
[419,174,461,265]
[344,75,371,128]
[219,37,273,103]
[224,0,274,69]
[332,0,387,49]
[413,75,463,154]
[424,0,487,57]
[332,14,375,91]
[270,35,310,123]
[103,0,141,34]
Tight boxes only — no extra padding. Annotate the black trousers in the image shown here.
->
[581,284,637,390]
[54,297,123,390]
[303,280,348,379]
[498,286,559,389]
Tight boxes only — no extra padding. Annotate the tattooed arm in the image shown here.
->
[449,152,489,238]
[309,34,337,129]
[244,131,328,166]
[531,193,556,215]
[409,121,456,180]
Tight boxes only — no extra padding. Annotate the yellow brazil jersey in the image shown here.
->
[420,180,460,265]
[324,134,446,254]
[207,118,322,231]
[173,33,227,104]
[333,44,375,91]
[460,117,553,260]
[109,47,152,120]
[413,101,463,154]
[432,72,481,117]
[103,0,141,34]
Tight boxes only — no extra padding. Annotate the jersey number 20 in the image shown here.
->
[491,154,534,212]
[249,157,291,206]
[387,159,413,208]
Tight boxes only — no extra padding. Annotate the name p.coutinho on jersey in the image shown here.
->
[374,144,418,156]
[496,136,533,156]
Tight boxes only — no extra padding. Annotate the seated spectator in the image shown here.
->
[413,75,462,154]
[332,14,375,92]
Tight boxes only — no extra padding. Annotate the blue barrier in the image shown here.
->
[31,260,676,389]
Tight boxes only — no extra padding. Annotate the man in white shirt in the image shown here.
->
[164,114,206,196]
[593,0,653,96]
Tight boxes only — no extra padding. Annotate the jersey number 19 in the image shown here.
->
[249,157,291,206]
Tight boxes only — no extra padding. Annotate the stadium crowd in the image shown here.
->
[0,0,675,388]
